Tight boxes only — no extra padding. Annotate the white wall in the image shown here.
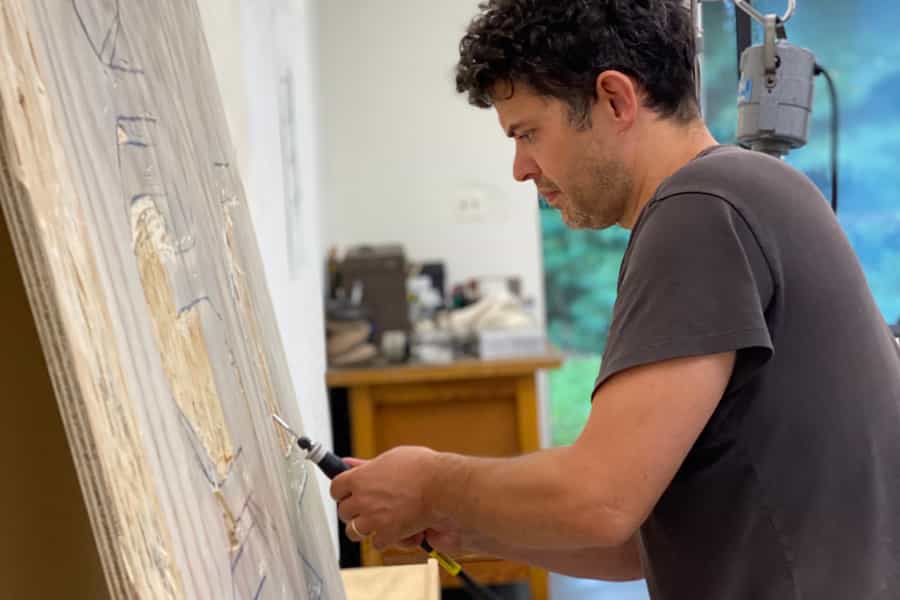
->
[198,3,554,559]
[198,0,338,552]
[315,1,547,321]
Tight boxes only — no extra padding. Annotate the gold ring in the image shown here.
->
[349,519,365,539]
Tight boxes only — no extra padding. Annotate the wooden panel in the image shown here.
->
[437,559,532,589]
[371,377,517,405]
[374,547,531,589]
[372,380,521,456]
[515,375,542,452]
[529,566,550,600]
[0,2,343,599]
[349,386,377,458]
[349,372,548,596]
[341,359,559,598]
[377,545,500,567]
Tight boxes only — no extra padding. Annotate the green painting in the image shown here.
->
[544,1,900,447]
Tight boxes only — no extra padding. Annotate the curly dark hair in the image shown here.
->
[455,0,699,127]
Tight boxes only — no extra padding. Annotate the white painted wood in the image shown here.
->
[0,1,344,598]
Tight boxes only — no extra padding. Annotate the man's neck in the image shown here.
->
[620,121,718,229]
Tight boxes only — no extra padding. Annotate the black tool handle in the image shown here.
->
[318,452,351,479]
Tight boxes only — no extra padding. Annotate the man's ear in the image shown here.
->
[594,70,639,130]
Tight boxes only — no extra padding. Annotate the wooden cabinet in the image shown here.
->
[327,354,563,600]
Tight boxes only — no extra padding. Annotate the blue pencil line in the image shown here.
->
[252,575,266,600]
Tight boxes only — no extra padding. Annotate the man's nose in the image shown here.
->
[513,147,540,182]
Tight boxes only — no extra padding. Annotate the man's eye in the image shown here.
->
[518,131,536,143]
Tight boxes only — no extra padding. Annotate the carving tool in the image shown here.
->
[272,414,499,600]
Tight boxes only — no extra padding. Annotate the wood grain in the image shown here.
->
[0,1,343,598]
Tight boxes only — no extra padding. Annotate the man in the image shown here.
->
[331,1,900,598]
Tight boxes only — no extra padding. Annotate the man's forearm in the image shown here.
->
[463,532,643,581]
[428,447,633,550]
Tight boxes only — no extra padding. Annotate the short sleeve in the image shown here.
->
[595,193,774,395]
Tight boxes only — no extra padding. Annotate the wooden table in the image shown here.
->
[327,353,563,600]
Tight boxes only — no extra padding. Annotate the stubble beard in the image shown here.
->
[561,155,632,230]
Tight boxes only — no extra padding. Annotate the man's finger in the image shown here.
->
[371,531,393,552]
[345,517,375,543]
[370,521,424,552]
[337,496,362,523]
[396,532,426,550]
[343,457,367,468]
[330,470,353,501]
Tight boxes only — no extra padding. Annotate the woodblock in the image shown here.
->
[0,1,344,598]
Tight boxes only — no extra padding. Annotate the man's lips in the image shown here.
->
[540,190,561,205]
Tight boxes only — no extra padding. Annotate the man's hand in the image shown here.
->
[395,525,469,555]
[331,446,441,551]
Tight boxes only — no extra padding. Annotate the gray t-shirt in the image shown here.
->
[595,145,900,599]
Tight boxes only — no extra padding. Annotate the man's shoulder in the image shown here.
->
[643,144,824,239]
[655,145,789,200]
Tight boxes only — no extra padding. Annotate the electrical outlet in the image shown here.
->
[453,189,489,223]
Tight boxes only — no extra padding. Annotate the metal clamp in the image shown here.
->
[763,14,778,87]
[735,1,792,88]
[734,0,795,26]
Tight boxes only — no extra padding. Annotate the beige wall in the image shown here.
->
[198,0,339,553]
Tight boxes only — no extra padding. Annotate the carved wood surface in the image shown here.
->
[0,1,344,598]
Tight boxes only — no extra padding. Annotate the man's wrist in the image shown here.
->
[424,450,472,525]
